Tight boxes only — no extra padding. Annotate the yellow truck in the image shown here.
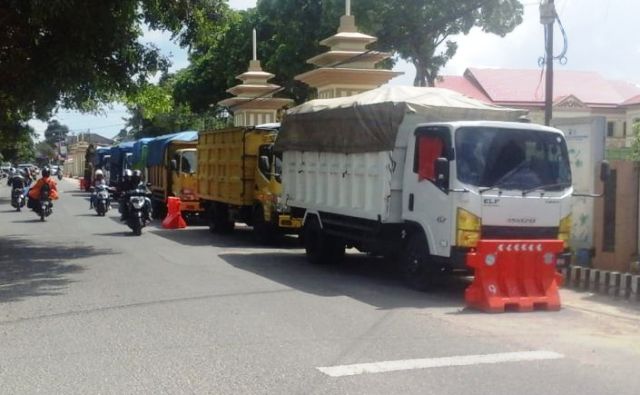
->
[146,131,202,219]
[197,125,301,241]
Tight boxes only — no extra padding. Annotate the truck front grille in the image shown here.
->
[481,226,558,240]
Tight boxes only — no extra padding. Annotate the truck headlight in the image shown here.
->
[558,214,571,247]
[456,208,481,247]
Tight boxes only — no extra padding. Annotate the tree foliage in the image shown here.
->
[358,0,524,86]
[173,2,346,112]
[173,0,523,114]
[43,120,70,147]
[0,0,226,153]
[0,123,35,163]
[119,74,229,140]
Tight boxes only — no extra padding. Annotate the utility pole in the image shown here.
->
[540,0,556,126]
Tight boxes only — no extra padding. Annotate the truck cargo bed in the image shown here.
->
[282,150,394,221]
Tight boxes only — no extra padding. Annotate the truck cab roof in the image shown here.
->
[416,120,565,136]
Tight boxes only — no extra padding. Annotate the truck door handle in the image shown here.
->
[409,193,414,211]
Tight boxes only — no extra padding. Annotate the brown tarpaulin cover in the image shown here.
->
[276,86,526,153]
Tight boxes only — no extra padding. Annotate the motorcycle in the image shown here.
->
[9,176,26,212]
[122,187,152,235]
[34,183,53,221]
[57,169,63,180]
[91,184,112,216]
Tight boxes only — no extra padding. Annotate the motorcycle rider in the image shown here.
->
[7,169,27,197]
[27,167,59,210]
[119,169,134,220]
[120,169,150,221]
[89,169,107,209]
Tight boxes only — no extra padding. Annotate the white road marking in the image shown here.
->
[317,350,564,377]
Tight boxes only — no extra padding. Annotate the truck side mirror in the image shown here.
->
[600,161,611,182]
[259,155,270,174]
[170,159,178,171]
[434,157,449,189]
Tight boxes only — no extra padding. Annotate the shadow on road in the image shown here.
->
[93,231,141,237]
[219,251,468,310]
[0,235,116,303]
[149,225,301,249]
[11,218,43,223]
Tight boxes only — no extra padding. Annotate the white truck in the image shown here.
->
[276,86,578,290]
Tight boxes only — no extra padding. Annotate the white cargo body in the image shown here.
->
[280,87,523,223]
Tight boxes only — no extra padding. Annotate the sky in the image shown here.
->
[29,0,640,140]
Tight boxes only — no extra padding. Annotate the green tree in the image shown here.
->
[0,123,36,163]
[35,141,57,162]
[630,121,640,160]
[174,2,346,110]
[358,0,524,86]
[44,120,70,148]
[121,73,229,139]
[0,0,226,152]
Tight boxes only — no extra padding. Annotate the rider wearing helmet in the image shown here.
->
[130,170,142,187]
[27,167,59,210]
[89,169,107,209]
[119,169,148,221]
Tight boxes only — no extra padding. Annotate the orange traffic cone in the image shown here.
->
[162,196,187,229]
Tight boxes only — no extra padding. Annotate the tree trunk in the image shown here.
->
[413,59,426,87]
[413,59,436,87]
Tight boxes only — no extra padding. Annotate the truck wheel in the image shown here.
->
[400,234,440,291]
[252,206,276,244]
[151,200,163,219]
[303,216,345,265]
[208,203,234,234]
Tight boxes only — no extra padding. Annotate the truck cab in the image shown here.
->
[170,147,200,213]
[402,121,573,274]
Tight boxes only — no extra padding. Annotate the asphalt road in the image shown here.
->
[1,178,640,394]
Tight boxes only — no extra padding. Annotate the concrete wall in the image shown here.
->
[592,160,640,272]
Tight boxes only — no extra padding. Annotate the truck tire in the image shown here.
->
[303,216,345,265]
[252,206,276,244]
[400,233,440,291]
[151,200,165,220]
[208,203,234,234]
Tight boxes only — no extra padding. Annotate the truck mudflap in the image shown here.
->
[278,215,302,229]
[179,200,203,213]
[465,239,565,313]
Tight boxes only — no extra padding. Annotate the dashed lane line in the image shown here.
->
[317,350,564,377]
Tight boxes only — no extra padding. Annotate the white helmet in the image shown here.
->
[95,169,104,177]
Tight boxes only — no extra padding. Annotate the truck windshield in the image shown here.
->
[455,127,571,190]
[181,150,197,174]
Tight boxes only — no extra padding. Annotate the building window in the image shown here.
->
[623,122,627,137]
[607,121,615,137]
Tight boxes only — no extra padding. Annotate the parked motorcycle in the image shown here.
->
[91,184,112,216]
[56,168,63,180]
[122,187,152,235]
[33,183,53,221]
[9,176,26,212]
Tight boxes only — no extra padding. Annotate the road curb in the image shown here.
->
[562,266,640,302]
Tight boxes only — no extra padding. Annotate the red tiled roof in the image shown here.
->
[435,75,491,103]
[444,68,640,107]
[622,94,640,106]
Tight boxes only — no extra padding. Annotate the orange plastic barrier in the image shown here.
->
[465,239,565,313]
[161,196,187,229]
